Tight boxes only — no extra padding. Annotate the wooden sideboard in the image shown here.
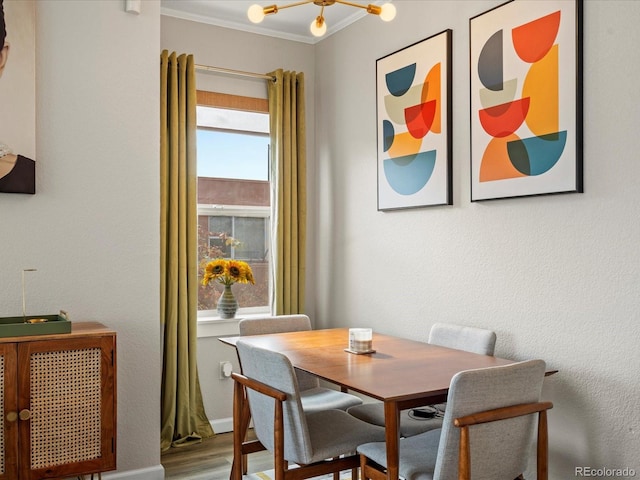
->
[0,322,116,479]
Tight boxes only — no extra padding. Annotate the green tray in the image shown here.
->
[0,312,71,338]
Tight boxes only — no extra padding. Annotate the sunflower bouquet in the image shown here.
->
[202,259,255,287]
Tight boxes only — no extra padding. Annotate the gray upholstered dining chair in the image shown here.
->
[347,322,497,437]
[233,339,387,480]
[357,359,552,480]
[238,315,363,412]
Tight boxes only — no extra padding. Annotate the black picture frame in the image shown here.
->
[376,29,453,210]
[469,0,583,201]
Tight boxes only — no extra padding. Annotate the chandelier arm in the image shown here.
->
[334,0,380,14]
[275,0,315,11]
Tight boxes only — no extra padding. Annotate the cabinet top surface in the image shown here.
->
[0,321,115,343]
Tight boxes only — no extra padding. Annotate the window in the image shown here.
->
[205,214,268,260]
[196,92,270,317]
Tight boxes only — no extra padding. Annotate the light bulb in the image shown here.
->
[247,4,266,23]
[310,16,327,37]
[379,3,396,22]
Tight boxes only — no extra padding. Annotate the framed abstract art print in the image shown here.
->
[470,0,583,201]
[376,29,452,210]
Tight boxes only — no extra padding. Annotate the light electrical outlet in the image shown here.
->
[219,361,233,379]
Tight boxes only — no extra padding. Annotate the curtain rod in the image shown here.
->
[195,64,276,82]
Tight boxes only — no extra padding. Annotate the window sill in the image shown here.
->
[197,309,270,338]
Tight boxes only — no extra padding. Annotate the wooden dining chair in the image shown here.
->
[357,359,552,480]
[239,315,363,412]
[235,315,363,477]
[233,339,386,480]
[347,322,497,437]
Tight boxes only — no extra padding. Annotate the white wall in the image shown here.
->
[160,15,317,427]
[0,1,162,478]
[314,0,640,478]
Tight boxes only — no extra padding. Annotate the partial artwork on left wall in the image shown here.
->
[0,0,36,195]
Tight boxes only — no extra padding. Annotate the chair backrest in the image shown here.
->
[238,314,312,336]
[235,339,314,464]
[238,315,319,391]
[433,359,546,480]
[428,323,497,356]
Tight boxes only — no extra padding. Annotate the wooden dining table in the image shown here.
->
[220,328,515,480]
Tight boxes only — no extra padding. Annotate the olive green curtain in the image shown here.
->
[268,70,307,315]
[160,50,213,451]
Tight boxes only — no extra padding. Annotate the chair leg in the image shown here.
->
[232,381,248,480]
[360,454,368,480]
[360,455,389,480]
[537,410,549,480]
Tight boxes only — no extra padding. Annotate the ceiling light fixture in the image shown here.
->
[247,1,397,38]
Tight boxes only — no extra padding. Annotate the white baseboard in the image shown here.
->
[102,465,165,480]
[212,416,233,434]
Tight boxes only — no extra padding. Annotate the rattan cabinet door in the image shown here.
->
[17,335,116,480]
[0,344,18,480]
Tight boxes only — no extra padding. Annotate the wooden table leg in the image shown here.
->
[383,400,401,480]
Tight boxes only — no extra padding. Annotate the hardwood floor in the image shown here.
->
[161,430,273,480]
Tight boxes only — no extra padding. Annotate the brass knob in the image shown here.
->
[19,409,31,421]
[6,411,18,422]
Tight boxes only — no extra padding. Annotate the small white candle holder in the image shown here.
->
[346,328,375,354]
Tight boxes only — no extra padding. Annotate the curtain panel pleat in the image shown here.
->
[268,70,307,315]
[160,50,213,451]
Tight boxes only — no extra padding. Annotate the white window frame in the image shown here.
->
[195,91,272,331]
